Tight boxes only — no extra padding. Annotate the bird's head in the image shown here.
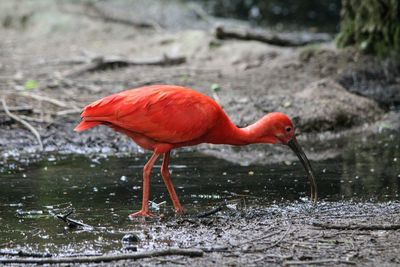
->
[257,112,295,145]
[251,112,318,204]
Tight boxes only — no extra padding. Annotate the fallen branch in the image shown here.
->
[1,98,44,151]
[56,210,94,230]
[199,246,229,253]
[215,26,332,47]
[312,221,400,230]
[64,55,186,78]
[284,259,356,266]
[84,1,158,29]
[0,248,203,264]
[196,205,224,218]
[0,250,52,258]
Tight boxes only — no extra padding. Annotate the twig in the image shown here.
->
[215,26,331,47]
[84,1,157,29]
[63,55,186,78]
[56,210,94,230]
[314,213,393,220]
[253,253,293,263]
[312,221,400,230]
[196,205,224,218]
[0,250,52,258]
[0,248,203,264]
[1,98,44,151]
[284,259,356,266]
[56,109,82,116]
[16,92,76,109]
[199,246,229,253]
[19,115,52,124]
[238,227,278,246]
[244,223,293,252]
[260,223,293,250]
[0,105,33,113]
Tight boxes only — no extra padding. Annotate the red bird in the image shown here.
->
[75,85,317,217]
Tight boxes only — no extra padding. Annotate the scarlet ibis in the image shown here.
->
[74,85,317,217]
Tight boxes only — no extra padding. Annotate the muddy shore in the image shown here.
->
[0,1,400,266]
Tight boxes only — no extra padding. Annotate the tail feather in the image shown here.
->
[81,94,123,117]
[74,120,102,132]
[75,93,124,132]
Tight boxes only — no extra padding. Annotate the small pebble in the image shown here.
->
[122,233,140,244]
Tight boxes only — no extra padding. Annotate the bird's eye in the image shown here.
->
[285,126,292,132]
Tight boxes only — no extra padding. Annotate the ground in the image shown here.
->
[0,1,399,266]
[128,202,400,266]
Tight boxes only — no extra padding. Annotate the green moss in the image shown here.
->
[337,0,400,57]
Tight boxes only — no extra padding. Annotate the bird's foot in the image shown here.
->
[128,210,155,218]
[174,206,184,215]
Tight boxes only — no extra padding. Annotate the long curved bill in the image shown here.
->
[287,137,318,204]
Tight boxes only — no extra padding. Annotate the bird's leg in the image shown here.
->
[129,152,160,218]
[161,151,184,214]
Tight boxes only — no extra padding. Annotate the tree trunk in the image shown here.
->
[337,0,400,57]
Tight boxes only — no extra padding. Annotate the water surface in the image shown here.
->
[0,133,399,254]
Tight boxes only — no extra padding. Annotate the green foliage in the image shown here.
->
[24,79,38,90]
[337,0,400,57]
[211,83,221,92]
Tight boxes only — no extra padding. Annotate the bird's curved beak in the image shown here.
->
[287,137,318,204]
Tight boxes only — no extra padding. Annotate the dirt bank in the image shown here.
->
[0,1,399,162]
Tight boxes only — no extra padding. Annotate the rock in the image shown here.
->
[292,79,384,132]
[122,233,140,244]
[337,70,400,107]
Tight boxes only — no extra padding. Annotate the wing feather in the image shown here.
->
[79,85,222,143]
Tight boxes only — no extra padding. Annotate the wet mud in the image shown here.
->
[1,132,399,265]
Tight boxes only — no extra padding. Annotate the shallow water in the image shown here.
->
[0,133,399,255]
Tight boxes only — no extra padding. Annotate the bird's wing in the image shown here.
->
[81,86,222,143]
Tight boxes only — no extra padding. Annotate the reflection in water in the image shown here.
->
[340,133,400,199]
[0,132,398,254]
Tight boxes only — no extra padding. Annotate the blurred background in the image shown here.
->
[193,0,341,32]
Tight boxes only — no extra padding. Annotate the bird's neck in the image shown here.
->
[209,118,276,146]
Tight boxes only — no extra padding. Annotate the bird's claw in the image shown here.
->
[129,210,155,218]
[175,207,184,214]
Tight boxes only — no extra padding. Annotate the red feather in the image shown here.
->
[73,84,317,217]
[74,121,101,132]
[75,85,227,145]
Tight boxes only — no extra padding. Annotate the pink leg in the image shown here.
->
[129,152,160,217]
[161,151,184,214]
